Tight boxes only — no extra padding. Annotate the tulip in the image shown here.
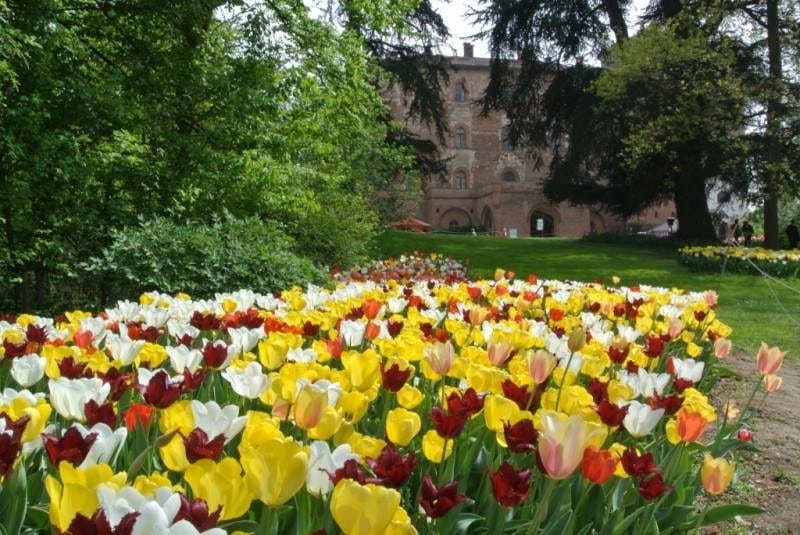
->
[667,318,683,339]
[105,335,144,367]
[527,349,557,384]
[700,453,734,495]
[174,494,223,531]
[380,362,412,393]
[342,349,381,392]
[49,377,111,421]
[487,341,514,366]
[340,320,366,347]
[45,462,127,532]
[183,429,226,463]
[737,428,752,443]
[756,342,785,375]
[763,374,782,392]
[331,479,402,535]
[489,461,532,507]
[421,430,453,463]
[124,403,154,431]
[221,362,270,399]
[366,444,416,488]
[620,448,659,478]
[396,384,424,410]
[668,357,705,383]
[424,341,455,376]
[502,419,538,453]
[596,399,628,427]
[420,475,467,519]
[190,400,246,444]
[227,326,263,354]
[385,408,421,447]
[202,340,233,369]
[184,458,253,521]
[0,413,29,480]
[567,327,586,353]
[713,338,732,359]
[675,409,708,443]
[638,473,672,500]
[307,441,359,496]
[241,437,308,506]
[10,354,46,387]
[538,411,607,479]
[621,401,664,438]
[71,423,127,468]
[430,406,468,439]
[447,388,485,416]
[581,446,618,485]
[84,400,116,428]
[136,369,184,409]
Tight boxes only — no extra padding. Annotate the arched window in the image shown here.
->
[455,171,467,191]
[502,170,516,182]
[455,128,466,149]
[455,82,466,102]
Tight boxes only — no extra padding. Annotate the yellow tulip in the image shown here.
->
[159,434,190,472]
[185,458,253,521]
[483,394,521,433]
[45,462,127,531]
[385,408,421,447]
[132,472,178,497]
[331,479,402,535]
[339,390,370,424]
[342,349,382,391]
[386,505,418,535]
[348,433,386,460]
[700,454,735,495]
[421,430,453,463]
[396,384,424,409]
[538,411,607,480]
[308,405,342,440]
[294,383,328,429]
[241,437,308,506]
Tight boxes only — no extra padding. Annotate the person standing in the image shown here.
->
[786,219,799,249]
[741,220,754,246]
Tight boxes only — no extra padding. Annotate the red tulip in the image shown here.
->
[183,429,226,463]
[447,388,485,416]
[190,311,221,331]
[549,308,564,322]
[0,414,29,480]
[84,400,116,428]
[489,461,532,508]
[647,393,682,415]
[581,446,617,485]
[502,419,538,453]
[737,428,752,443]
[182,368,206,391]
[587,378,609,403]
[362,299,382,320]
[596,399,628,427]
[97,368,133,401]
[326,337,344,360]
[638,473,672,500]
[124,403,154,431]
[58,356,91,379]
[202,341,229,369]
[620,449,659,478]
[63,509,138,535]
[380,362,412,393]
[672,378,694,393]
[327,458,367,486]
[43,426,98,468]
[420,475,467,518]
[366,444,416,488]
[139,370,183,408]
[174,495,222,532]
[430,406,468,439]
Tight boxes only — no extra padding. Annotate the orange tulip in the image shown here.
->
[676,409,708,442]
[700,454,734,495]
[756,342,785,375]
[581,446,617,485]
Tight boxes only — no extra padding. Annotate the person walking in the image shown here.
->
[786,219,799,249]
[741,220,754,246]
[731,219,741,244]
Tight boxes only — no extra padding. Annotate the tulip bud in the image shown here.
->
[567,327,586,353]
[737,428,752,443]
[763,374,782,393]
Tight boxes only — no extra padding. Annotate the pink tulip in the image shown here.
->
[756,342,785,375]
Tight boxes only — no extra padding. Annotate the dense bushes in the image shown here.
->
[82,217,327,303]
[678,246,800,277]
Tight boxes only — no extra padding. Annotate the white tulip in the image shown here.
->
[227,327,262,353]
[74,422,127,468]
[339,320,365,347]
[286,347,317,364]
[167,345,203,373]
[10,354,46,387]
[306,441,358,496]
[670,357,705,383]
[48,378,110,421]
[222,362,270,399]
[622,400,665,438]
[105,335,145,366]
[190,400,246,443]
[620,368,671,398]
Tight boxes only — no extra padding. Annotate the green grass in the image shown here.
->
[378,231,800,356]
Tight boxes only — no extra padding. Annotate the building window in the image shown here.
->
[449,220,459,231]
[455,128,466,149]
[455,82,466,102]
[455,171,466,191]
[502,170,516,182]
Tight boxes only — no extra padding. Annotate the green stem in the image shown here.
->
[526,478,557,535]
[564,483,592,534]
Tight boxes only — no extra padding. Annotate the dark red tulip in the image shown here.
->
[174,494,222,531]
[501,379,532,411]
[587,378,610,404]
[620,448,660,479]
[97,368,133,401]
[625,361,640,374]
[638,473,672,500]
[43,426,98,468]
[183,429,226,463]
[608,345,629,364]
[489,461,532,508]
[138,370,183,409]
[420,475,467,518]
[596,399,628,427]
[430,406,468,439]
[84,400,116,428]
[58,356,91,379]
[327,458,367,486]
[366,445,416,488]
[26,323,49,344]
[448,388,485,416]
[61,509,138,535]
[694,310,707,322]
[201,342,227,369]
[190,312,221,331]
[182,368,206,391]
[380,362,411,393]
[387,321,404,338]
[2,340,26,359]
[0,414,29,480]
[647,393,682,416]
[502,419,538,453]
[672,378,694,393]
[302,322,321,338]
[644,335,665,358]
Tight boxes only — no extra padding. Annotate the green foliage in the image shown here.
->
[83,216,327,302]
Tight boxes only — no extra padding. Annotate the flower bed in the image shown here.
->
[0,270,783,534]
[332,253,468,284]
[679,245,800,278]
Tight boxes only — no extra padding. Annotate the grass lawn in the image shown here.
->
[378,231,800,356]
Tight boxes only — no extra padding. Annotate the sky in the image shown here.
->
[434,0,651,58]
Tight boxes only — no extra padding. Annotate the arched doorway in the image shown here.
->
[530,211,555,237]
[481,207,493,234]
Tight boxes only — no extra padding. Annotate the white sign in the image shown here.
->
[508,228,518,238]
[536,218,544,231]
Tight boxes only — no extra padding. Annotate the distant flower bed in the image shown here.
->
[0,266,779,534]
[332,252,468,283]
[679,246,800,277]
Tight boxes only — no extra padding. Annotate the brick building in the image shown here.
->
[385,44,670,237]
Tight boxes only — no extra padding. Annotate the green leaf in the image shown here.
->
[453,512,484,534]
[700,504,765,526]
[611,507,648,535]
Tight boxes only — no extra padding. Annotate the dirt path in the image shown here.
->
[707,349,800,534]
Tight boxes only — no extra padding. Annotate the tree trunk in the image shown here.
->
[674,174,717,243]
[764,0,782,249]
[602,0,629,43]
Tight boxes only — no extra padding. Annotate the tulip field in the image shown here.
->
[0,253,787,534]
